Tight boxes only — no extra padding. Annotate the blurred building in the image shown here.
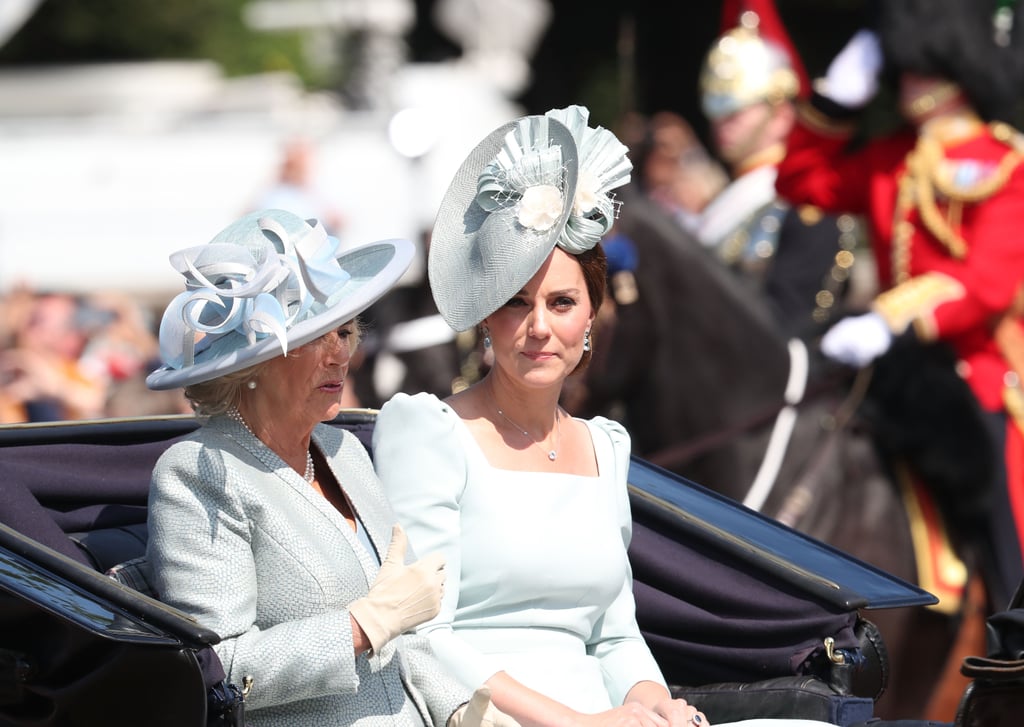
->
[0,0,545,302]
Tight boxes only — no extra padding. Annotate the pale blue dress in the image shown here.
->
[372,392,667,713]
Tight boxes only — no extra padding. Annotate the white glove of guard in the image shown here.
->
[820,312,893,367]
[448,686,521,727]
[349,524,445,655]
[819,29,883,109]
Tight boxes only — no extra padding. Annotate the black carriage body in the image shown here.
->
[0,413,935,727]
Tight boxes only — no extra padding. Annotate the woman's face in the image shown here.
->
[255,322,355,427]
[483,248,594,390]
[711,101,777,165]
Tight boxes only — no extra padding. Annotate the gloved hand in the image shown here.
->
[349,524,446,655]
[818,29,883,109]
[820,312,893,367]
[448,686,521,727]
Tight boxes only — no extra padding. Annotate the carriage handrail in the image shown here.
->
[0,521,221,647]
[627,455,938,611]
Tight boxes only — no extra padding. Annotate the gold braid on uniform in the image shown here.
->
[811,212,860,325]
[892,121,1024,283]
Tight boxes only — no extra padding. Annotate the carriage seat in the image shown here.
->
[70,522,148,572]
[0,414,882,727]
[0,414,378,578]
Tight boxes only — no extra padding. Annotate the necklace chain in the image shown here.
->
[495,405,561,461]
[227,407,316,483]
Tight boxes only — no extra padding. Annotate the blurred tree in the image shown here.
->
[0,0,879,127]
[517,0,868,144]
[0,0,325,86]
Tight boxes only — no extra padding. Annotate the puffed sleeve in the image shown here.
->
[147,438,359,709]
[585,417,668,705]
[373,392,503,690]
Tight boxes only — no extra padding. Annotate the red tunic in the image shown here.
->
[777,111,1024,412]
[778,108,1024,574]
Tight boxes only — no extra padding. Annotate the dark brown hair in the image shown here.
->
[571,244,607,375]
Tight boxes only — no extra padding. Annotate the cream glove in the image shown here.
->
[349,524,445,655]
[818,29,883,109]
[821,312,893,367]
[448,686,521,727]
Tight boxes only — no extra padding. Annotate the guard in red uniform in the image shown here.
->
[697,8,864,340]
[776,0,1024,609]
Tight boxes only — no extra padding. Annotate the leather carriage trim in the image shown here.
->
[851,618,889,701]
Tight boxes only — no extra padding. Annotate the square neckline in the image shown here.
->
[444,405,607,479]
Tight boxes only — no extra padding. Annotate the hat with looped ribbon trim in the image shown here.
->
[147,209,414,390]
[428,105,632,332]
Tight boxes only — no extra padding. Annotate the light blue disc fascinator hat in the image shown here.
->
[147,209,415,390]
[428,105,633,332]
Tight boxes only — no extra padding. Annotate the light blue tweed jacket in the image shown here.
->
[147,416,470,727]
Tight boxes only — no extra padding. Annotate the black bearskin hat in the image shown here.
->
[875,0,1024,123]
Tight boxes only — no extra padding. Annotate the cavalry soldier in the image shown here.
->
[776,0,1024,610]
[696,6,864,340]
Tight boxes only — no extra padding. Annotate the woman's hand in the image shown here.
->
[648,696,709,727]
[577,703,669,727]
[448,686,521,727]
[349,524,446,654]
[622,682,708,727]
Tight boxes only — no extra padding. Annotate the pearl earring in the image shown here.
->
[583,329,592,353]
[247,380,257,390]
[482,326,492,349]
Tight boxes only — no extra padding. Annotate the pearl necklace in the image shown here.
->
[227,407,315,483]
[495,405,561,461]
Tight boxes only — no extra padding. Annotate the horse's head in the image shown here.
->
[573,188,795,472]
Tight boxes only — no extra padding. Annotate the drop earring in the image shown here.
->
[482,326,492,349]
[583,329,592,353]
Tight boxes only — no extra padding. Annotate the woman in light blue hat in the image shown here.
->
[145,209,513,727]
[373,106,847,727]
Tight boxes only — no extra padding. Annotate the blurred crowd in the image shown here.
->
[0,287,192,423]
[0,110,737,426]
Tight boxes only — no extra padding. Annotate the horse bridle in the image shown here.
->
[741,338,810,511]
[646,338,873,515]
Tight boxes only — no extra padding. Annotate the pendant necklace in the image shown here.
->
[228,407,316,483]
[495,404,561,461]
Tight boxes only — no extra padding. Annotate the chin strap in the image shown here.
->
[742,338,809,512]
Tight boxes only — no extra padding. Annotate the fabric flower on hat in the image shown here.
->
[544,105,632,253]
[573,170,601,217]
[158,215,350,371]
[148,208,414,390]
[476,116,567,216]
[425,106,633,333]
[518,184,564,231]
[472,105,632,256]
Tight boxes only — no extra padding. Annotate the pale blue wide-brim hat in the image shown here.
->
[147,209,414,390]
[429,105,633,332]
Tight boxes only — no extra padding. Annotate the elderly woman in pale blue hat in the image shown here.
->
[145,209,514,727]
[372,106,719,727]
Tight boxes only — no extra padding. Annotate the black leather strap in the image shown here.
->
[671,676,874,726]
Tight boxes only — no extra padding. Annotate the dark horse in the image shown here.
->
[569,188,989,720]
